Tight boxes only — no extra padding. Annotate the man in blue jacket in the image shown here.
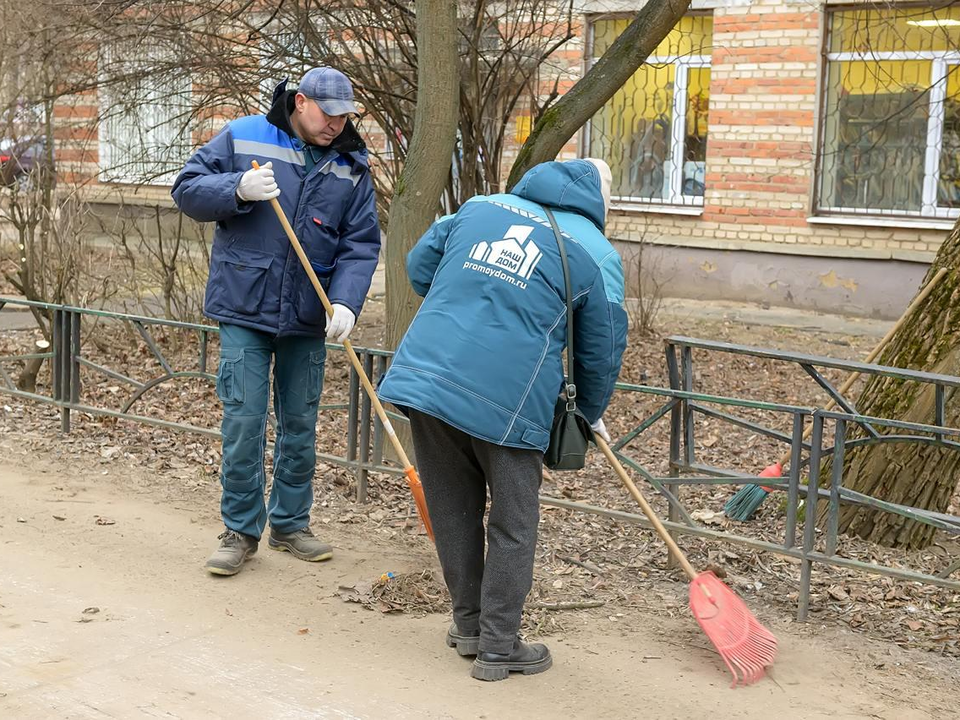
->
[379,158,627,680]
[172,67,380,576]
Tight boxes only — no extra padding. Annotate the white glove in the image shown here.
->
[326,304,356,343]
[236,161,280,202]
[591,418,611,443]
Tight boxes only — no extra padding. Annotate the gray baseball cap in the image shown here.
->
[298,67,358,117]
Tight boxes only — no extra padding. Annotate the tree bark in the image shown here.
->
[16,340,49,393]
[833,218,960,549]
[384,0,459,350]
[506,0,691,189]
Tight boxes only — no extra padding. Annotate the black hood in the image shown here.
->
[266,80,366,156]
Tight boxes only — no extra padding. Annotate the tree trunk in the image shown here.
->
[384,0,459,349]
[16,340,50,393]
[833,218,960,549]
[506,0,691,189]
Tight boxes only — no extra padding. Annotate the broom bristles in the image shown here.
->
[723,462,782,521]
[689,571,778,687]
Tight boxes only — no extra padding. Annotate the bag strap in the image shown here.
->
[544,207,577,412]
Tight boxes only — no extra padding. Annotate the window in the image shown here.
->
[818,6,960,218]
[586,15,712,207]
[99,44,192,185]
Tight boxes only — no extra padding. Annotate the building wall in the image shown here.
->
[596,0,948,317]
[51,1,950,320]
[605,0,949,263]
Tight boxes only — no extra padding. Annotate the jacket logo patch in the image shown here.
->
[465,225,541,289]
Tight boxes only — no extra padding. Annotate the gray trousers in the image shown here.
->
[408,410,543,654]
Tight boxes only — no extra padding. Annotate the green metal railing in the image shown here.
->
[2,298,959,620]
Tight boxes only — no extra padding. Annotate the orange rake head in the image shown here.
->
[404,467,434,541]
[689,571,778,687]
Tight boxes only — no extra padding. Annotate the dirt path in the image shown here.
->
[0,460,955,719]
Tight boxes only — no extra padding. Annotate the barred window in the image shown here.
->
[818,6,960,218]
[586,15,712,207]
[99,44,192,185]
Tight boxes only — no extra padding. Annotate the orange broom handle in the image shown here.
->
[251,161,417,474]
[777,266,948,467]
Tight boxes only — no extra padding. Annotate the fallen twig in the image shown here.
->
[558,554,605,577]
[530,600,605,611]
[937,557,960,579]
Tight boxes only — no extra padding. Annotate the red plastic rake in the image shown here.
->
[595,437,777,687]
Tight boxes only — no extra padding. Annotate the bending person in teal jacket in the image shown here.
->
[379,158,627,681]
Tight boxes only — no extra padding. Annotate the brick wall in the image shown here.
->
[52,91,99,189]
[498,11,586,179]
[52,1,951,261]
[604,0,947,262]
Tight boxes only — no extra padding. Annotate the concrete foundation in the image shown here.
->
[616,241,931,322]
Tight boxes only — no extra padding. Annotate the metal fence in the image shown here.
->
[651,337,960,619]
[0,299,404,504]
[2,298,959,618]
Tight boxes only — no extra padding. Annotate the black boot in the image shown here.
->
[445,623,481,656]
[471,640,552,681]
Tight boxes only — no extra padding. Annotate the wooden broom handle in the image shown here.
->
[251,161,414,470]
[596,435,699,580]
[776,267,947,467]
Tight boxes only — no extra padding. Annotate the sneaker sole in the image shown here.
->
[470,654,553,681]
[267,538,333,562]
[446,631,481,656]
[206,564,242,576]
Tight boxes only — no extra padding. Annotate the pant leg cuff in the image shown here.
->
[453,610,481,635]
[268,522,308,535]
[223,522,260,541]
